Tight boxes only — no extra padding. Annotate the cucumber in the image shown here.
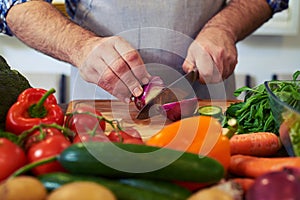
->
[198,105,222,117]
[118,178,191,199]
[197,105,224,123]
[38,172,190,200]
[57,142,224,183]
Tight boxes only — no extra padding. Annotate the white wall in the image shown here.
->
[0,35,71,102]
[0,35,71,75]
[236,33,300,87]
[235,0,300,86]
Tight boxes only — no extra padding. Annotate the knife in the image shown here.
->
[136,68,199,120]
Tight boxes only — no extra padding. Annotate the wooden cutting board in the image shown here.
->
[67,99,238,140]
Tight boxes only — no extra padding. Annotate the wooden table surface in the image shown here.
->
[67,99,238,140]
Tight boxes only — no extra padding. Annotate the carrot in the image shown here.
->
[230,132,282,156]
[229,154,300,178]
[231,178,254,193]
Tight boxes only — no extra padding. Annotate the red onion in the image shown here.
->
[134,76,198,121]
[159,97,198,121]
[246,167,300,200]
[134,76,165,110]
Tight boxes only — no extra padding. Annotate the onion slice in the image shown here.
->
[159,97,198,121]
[134,76,165,110]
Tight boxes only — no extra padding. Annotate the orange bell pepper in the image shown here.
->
[146,115,230,190]
[146,115,230,169]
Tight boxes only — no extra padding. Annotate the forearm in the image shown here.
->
[202,0,273,42]
[6,0,100,67]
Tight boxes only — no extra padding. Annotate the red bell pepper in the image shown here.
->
[5,88,64,135]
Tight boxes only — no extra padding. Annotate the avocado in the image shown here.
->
[0,55,32,130]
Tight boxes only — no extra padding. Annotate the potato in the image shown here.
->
[0,176,47,200]
[187,188,234,200]
[47,181,116,200]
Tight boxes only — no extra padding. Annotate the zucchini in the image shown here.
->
[38,172,190,200]
[57,142,224,184]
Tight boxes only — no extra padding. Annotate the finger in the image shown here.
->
[195,49,214,84]
[80,57,132,102]
[222,55,237,80]
[109,57,144,97]
[182,57,195,73]
[114,38,151,85]
[210,65,223,83]
[98,39,143,97]
[79,57,107,84]
[96,66,132,103]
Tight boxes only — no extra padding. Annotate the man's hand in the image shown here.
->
[182,26,237,84]
[79,36,151,103]
[182,0,273,84]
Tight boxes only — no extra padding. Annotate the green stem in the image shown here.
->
[18,123,75,146]
[88,124,99,136]
[10,156,57,178]
[29,88,56,118]
[65,111,118,130]
[223,118,238,139]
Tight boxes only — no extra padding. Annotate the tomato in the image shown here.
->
[0,138,27,181]
[24,128,66,150]
[108,130,131,142]
[64,105,106,138]
[122,138,144,144]
[73,132,110,143]
[108,127,143,144]
[27,135,71,175]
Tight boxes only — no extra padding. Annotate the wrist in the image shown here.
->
[200,24,237,43]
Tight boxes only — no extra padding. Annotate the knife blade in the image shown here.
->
[136,69,199,120]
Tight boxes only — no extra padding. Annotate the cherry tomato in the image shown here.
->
[122,138,144,144]
[27,135,71,175]
[64,105,106,138]
[24,128,66,150]
[122,127,143,139]
[73,132,110,143]
[108,127,143,144]
[0,138,27,181]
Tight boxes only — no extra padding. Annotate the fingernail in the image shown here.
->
[124,97,131,104]
[141,77,149,85]
[133,87,143,97]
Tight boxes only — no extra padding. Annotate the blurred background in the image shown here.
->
[0,0,299,103]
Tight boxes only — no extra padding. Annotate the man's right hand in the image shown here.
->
[79,36,151,103]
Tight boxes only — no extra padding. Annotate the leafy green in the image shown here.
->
[0,55,32,130]
[290,119,300,156]
[224,70,300,134]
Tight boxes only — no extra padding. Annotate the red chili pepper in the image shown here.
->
[5,88,64,135]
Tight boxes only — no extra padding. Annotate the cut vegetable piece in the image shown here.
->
[159,97,198,121]
[134,76,165,110]
[198,105,222,117]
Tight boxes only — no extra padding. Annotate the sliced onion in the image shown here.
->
[134,76,165,110]
[159,97,198,121]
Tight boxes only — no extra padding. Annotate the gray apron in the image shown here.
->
[70,0,236,100]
